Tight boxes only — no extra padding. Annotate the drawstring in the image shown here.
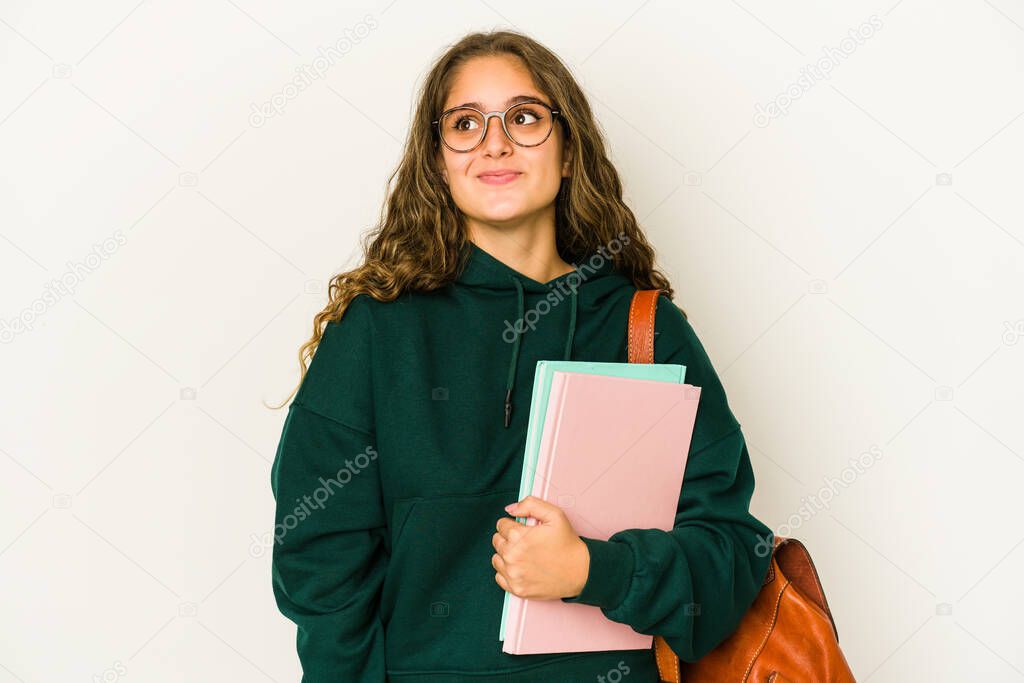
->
[563,283,578,361]
[504,276,525,428]
[503,276,579,428]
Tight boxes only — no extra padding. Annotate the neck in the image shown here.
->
[465,207,573,284]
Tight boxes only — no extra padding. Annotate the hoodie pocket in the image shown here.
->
[381,487,520,673]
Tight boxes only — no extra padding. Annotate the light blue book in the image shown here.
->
[498,359,688,641]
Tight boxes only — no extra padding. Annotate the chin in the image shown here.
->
[467,199,531,223]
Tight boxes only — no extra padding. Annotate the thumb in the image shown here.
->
[505,495,559,524]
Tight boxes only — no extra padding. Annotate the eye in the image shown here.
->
[452,115,480,131]
[511,109,542,126]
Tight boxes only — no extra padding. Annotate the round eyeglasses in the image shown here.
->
[432,99,561,153]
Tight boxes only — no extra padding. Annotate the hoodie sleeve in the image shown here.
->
[561,293,774,663]
[270,295,387,682]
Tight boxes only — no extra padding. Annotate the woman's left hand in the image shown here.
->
[492,495,590,600]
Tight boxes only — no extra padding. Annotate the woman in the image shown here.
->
[270,29,773,682]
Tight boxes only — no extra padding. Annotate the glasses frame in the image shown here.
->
[431,99,561,153]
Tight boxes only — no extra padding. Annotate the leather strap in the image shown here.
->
[627,289,667,364]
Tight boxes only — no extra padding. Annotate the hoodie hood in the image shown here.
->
[455,240,627,428]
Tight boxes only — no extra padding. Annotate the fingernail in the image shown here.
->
[504,504,516,513]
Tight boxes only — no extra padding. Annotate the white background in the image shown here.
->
[1,1,1023,681]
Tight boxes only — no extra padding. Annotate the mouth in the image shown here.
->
[477,171,522,186]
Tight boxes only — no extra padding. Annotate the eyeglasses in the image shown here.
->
[432,99,561,153]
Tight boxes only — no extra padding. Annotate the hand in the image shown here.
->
[492,495,590,600]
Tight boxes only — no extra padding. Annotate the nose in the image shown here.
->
[481,112,512,157]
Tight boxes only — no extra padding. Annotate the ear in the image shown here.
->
[561,145,572,178]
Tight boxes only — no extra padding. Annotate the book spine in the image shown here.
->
[513,372,571,653]
[536,372,569,507]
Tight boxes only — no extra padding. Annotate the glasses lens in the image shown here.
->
[504,102,553,146]
[439,108,485,152]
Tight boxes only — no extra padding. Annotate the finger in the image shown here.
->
[499,524,529,549]
[497,516,528,536]
[506,495,560,524]
[491,552,507,576]
[495,571,509,592]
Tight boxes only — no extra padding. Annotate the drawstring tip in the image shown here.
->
[503,389,512,428]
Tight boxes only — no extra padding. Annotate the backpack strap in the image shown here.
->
[627,289,667,364]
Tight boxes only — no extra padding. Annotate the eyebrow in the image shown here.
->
[447,94,550,111]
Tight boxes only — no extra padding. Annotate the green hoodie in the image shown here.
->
[270,240,774,682]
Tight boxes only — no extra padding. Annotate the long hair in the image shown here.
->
[269,29,681,410]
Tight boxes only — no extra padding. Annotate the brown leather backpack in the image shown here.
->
[627,289,857,682]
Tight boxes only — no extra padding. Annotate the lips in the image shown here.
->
[478,170,522,185]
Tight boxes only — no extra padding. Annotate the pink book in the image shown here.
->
[502,371,701,655]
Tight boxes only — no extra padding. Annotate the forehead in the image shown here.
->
[444,54,546,110]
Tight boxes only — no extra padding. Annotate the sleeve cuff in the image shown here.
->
[561,536,634,610]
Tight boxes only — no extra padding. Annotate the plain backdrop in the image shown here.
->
[1,1,1023,681]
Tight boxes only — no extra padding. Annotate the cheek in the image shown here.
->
[526,152,564,191]
[445,156,473,185]
[533,147,564,179]
[446,163,474,199]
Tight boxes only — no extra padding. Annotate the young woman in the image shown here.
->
[270,29,773,683]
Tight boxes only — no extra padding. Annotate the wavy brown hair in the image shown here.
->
[269,28,683,410]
